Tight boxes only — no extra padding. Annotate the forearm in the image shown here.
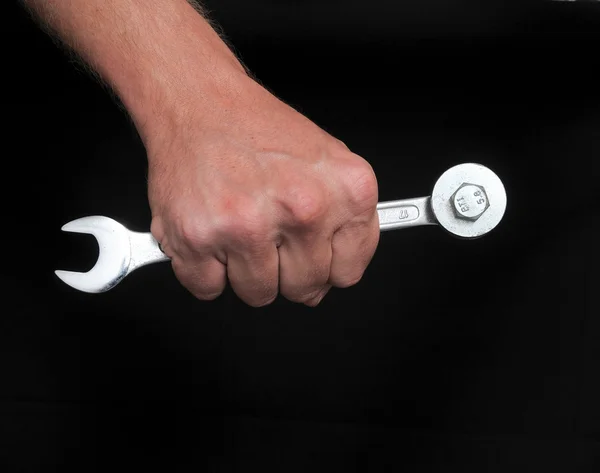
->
[21,0,248,143]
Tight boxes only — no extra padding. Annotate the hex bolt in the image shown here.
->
[451,183,490,221]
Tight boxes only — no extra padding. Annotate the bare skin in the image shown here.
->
[22,0,380,306]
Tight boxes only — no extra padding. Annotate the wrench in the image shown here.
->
[55,162,506,293]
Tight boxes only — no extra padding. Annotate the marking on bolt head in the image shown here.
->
[431,163,507,239]
[451,183,490,221]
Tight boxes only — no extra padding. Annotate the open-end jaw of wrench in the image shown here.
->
[55,162,507,293]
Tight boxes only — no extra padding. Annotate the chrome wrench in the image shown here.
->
[55,162,507,293]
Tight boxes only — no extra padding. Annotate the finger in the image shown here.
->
[171,255,227,301]
[303,284,332,307]
[226,243,280,307]
[278,232,332,304]
[328,212,379,288]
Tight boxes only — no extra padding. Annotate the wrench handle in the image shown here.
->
[377,196,437,231]
[128,231,171,269]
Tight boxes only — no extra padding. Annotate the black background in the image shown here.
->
[2,0,600,471]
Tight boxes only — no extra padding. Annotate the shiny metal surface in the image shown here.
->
[451,183,489,221]
[377,196,436,231]
[55,162,506,293]
[55,216,169,293]
[431,163,507,239]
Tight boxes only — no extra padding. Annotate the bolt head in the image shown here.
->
[451,183,490,221]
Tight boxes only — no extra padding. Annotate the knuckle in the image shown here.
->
[344,161,378,210]
[332,138,349,151]
[178,216,212,249]
[284,187,327,227]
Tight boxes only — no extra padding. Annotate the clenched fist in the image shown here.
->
[22,0,380,306]
[147,74,380,306]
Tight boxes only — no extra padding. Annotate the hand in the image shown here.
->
[21,0,377,306]
[147,73,380,307]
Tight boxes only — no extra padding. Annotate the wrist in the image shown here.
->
[92,1,248,146]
